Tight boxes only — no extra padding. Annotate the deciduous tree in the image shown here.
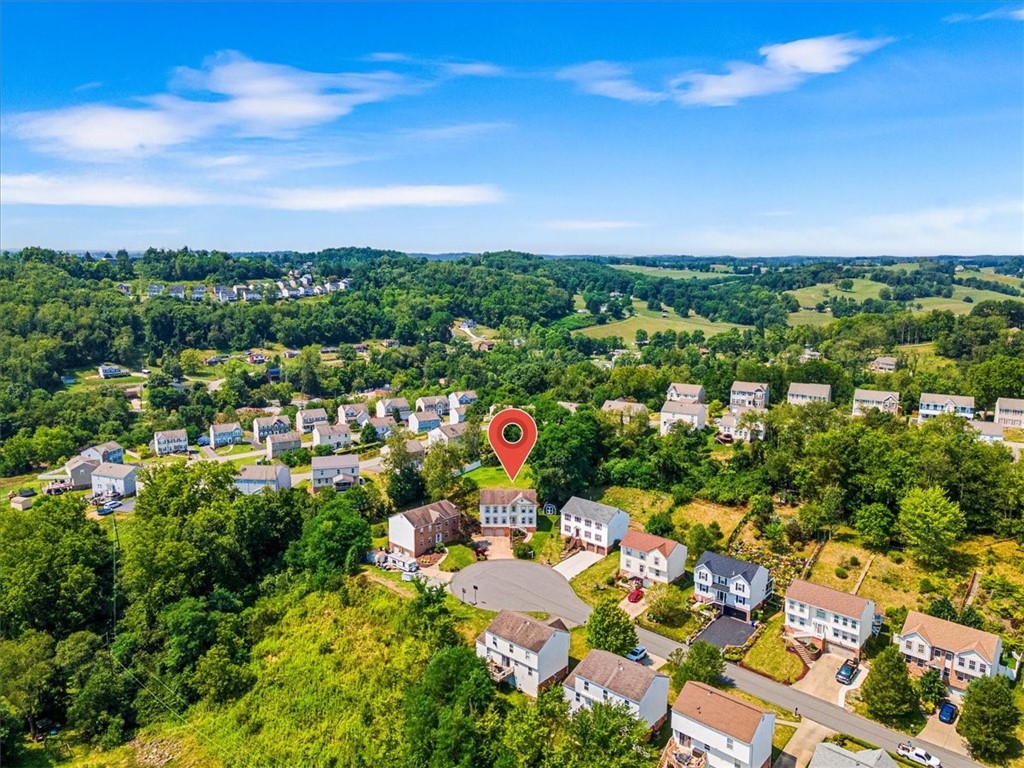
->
[586,601,637,656]
[861,646,919,721]
[898,486,965,568]
[956,676,1021,760]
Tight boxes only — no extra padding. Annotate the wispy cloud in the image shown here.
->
[74,81,103,92]
[671,34,893,106]
[557,61,666,103]
[0,174,207,207]
[944,6,1024,22]
[401,121,511,141]
[262,184,504,211]
[365,51,412,62]
[547,219,645,231]
[441,62,507,77]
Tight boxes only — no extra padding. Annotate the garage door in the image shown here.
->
[722,605,747,620]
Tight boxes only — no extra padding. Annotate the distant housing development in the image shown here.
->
[730,381,769,409]
[852,388,900,416]
[786,382,831,406]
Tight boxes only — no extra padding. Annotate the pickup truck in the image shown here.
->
[896,742,941,768]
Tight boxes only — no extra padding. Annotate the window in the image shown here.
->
[585,519,592,528]
[905,640,913,650]
[851,621,858,630]
[917,643,925,654]
[968,660,976,671]
[508,643,514,652]
[583,681,589,691]
[726,738,734,750]
[525,651,531,660]
[833,629,840,638]
[584,531,592,540]
[979,664,987,674]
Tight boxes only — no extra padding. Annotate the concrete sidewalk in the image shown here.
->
[553,550,604,579]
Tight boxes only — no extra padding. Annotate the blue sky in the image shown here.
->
[1,3,1022,256]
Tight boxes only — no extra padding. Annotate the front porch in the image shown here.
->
[660,737,708,768]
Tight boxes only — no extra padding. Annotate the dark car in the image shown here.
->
[938,702,958,724]
[835,657,860,685]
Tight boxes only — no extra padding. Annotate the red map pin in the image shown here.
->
[488,408,538,482]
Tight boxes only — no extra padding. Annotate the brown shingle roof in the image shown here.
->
[899,611,1000,665]
[565,649,666,703]
[621,530,682,559]
[400,499,460,528]
[786,579,871,619]
[483,609,566,652]
[479,488,539,505]
[672,681,770,743]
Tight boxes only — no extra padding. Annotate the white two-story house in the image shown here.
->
[415,395,449,416]
[479,489,538,538]
[995,397,1024,428]
[475,610,570,697]
[660,401,708,435]
[693,552,772,621]
[563,649,670,731]
[311,454,361,492]
[428,422,469,447]
[717,407,766,443]
[895,611,1006,691]
[666,383,706,404]
[339,403,371,426]
[620,530,687,585]
[376,397,410,422]
[852,388,901,416]
[787,382,831,406]
[560,497,630,556]
[671,681,776,768]
[234,463,292,495]
[730,381,769,409]
[296,407,330,434]
[784,579,876,656]
[152,429,189,456]
[312,423,351,450]
[918,393,975,423]
[448,390,478,413]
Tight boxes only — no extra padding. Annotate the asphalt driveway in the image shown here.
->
[693,616,757,649]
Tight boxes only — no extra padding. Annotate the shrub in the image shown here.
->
[604,575,617,587]
[890,551,904,564]
[919,577,937,594]
[512,542,533,559]
[835,566,849,579]
[849,555,860,567]
[371,523,386,538]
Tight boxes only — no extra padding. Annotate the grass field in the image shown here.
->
[579,300,745,342]
[462,464,534,490]
[610,264,739,280]
[590,486,674,528]
[742,614,805,684]
[439,543,478,572]
[787,278,889,307]
[912,285,1020,313]
[569,553,624,606]
[787,309,839,327]
[895,342,956,373]
[675,500,749,540]
[979,267,1024,288]
[526,514,564,564]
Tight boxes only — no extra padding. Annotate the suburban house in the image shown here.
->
[266,431,302,460]
[234,463,292,495]
[151,429,189,456]
[147,284,164,297]
[852,389,901,416]
[787,382,832,406]
[784,579,876,655]
[64,456,99,489]
[894,610,1007,690]
[253,415,292,444]
[408,411,442,434]
[693,552,772,621]
[667,383,706,403]
[799,348,823,364]
[563,649,670,731]
[660,401,708,435]
[428,421,469,447]
[448,390,478,412]
[80,440,124,464]
[312,423,351,450]
[295,407,330,434]
[415,395,449,416]
[339,403,371,425]
[868,355,898,373]
[620,530,688,585]
[450,406,468,424]
[918,393,975,423]
[209,422,244,448]
[808,742,898,768]
[91,463,139,497]
[376,397,410,421]
[168,284,185,300]
[971,421,1005,444]
[995,397,1024,428]
[381,439,426,469]
[311,454,361,492]
[97,364,128,379]
[479,488,539,538]
[368,416,396,440]
[388,499,462,557]
[671,681,776,768]
[475,609,570,697]
[718,407,765,443]
[730,381,769,409]
[601,399,650,423]
[190,285,207,301]
[560,496,630,555]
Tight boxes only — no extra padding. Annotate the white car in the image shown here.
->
[625,646,648,662]
[896,742,941,768]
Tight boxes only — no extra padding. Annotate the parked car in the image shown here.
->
[97,506,116,516]
[625,645,648,662]
[937,702,958,724]
[197,436,210,446]
[627,588,645,603]
[896,742,941,768]
[835,657,860,685]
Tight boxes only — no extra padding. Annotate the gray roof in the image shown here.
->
[267,431,302,443]
[481,609,567,652]
[417,395,447,405]
[668,383,704,396]
[85,440,123,454]
[236,464,287,482]
[731,381,768,392]
[312,454,359,469]
[154,429,188,441]
[314,424,351,436]
[66,456,99,471]
[809,743,898,768]
[996,397,1024,410]
[565,649,666,703]
[695,551,765,583]
[661,401,706,415]
[210,422,242,434]
[853,388,899,402]
[920,392,975,408]
[601,399,648,414]
[561,496,625,525]
[93,462,138,479]
[298,408,329,420]
[788,382,831,398]
[971,421,1004,438]
[437,422,469,438]
[253,415,290,427]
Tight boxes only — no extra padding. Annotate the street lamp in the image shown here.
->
[473,585,479,605]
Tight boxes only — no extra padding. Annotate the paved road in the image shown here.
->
[450,560,982,768]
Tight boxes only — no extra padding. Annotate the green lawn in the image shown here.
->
[979,267,1024,288]
[578,304,745,343]
[787,309,839,327]
[527,514,564,564]
[895,342,956,373]
[741,613,805,684]
[772,724,799,763]
[569,625,590,668]
[569,553,625,606]
[588,487,674,528]
[214,443,257,456]
[462,464,534,490]
[610,264,740,280]
[787,278,889,306]
[911,285,1021,313]
[439,544,478,572]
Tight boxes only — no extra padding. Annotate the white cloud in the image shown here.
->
[365,52,412,62]
[262,184,504,211]
[671,34,893,106]
[0,174,206,207]
[547,219,644,231]
[401,121,511,141]
[557,61,666,104]
[441,62,506,77]
[945,6,1024,22]
[74,81,103,92]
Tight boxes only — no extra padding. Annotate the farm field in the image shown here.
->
[578,301,746,342]
[787,309,838,327]
[787,278,889,306]
[610,264,740,280]
[978,266,1024,287]
[911,285,1020,313]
